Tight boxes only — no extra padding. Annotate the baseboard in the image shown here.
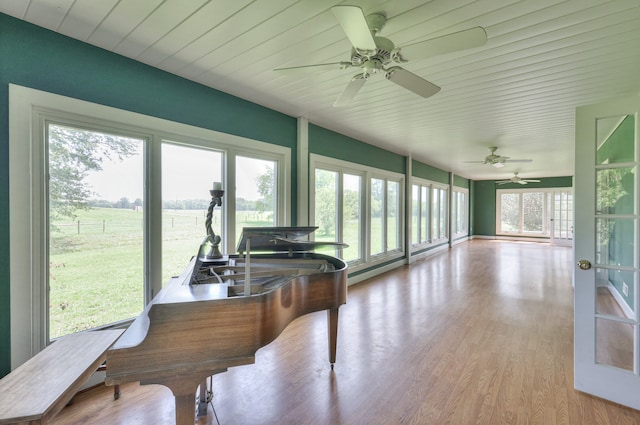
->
[605,282,634,319]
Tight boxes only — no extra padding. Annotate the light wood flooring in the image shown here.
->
[51,240,640,425]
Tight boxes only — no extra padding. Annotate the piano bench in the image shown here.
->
[0,329,123,425]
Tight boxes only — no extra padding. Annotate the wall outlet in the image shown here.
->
[623,282,629,297]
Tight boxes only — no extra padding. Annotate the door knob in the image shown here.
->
[577,260,592,270]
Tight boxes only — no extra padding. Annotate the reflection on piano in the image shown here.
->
[106,226,347,425]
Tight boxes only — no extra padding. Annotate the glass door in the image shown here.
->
[550,189,573,246]
[574,97,640,408]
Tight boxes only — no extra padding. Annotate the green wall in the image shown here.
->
[494,176,573,190]
[0,13,300,377]
[453,174,470,189]
[472,180,497,236]
[309,124,405,173]
[412,160,449,184]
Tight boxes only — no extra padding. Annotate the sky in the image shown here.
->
[84,143,267,202]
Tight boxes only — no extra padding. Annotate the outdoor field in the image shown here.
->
[48,207,273,338]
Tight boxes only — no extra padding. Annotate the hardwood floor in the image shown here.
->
[51,240,640,425]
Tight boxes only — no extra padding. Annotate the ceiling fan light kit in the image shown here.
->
[274,5,488,106]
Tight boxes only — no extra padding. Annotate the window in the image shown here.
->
[496,189,557,236]
[314,168,339,251]
[311,155,403,272]
[411,179,449,249]
[161,144,223,285]
[432,187,448,240]
[370,178,385,256]
[387,180,401,251]
[47,123,145,339]
[370,177,402,257]
[235,155,278,244]
[452,189,469,238]
[343,173,362,262]
[313,168,363,262]
[9,85,290,360]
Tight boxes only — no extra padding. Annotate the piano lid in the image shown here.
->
[236,226,347,253]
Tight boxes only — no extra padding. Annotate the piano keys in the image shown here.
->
[106,227,347,425]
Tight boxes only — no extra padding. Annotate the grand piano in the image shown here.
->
[105,226,347,425]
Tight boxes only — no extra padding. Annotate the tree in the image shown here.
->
[115,197,131,209]
[48,124,139,220]
[255,166,275,214]
[314,170,337,237]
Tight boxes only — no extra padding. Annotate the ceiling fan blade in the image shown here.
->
[273,62,353,74]
[463,160,486,164]
[496,181,510,185]
[385,66,440,98]
[334,75,366,107]
[398,27,487,61]
[524,179,541,183]
[331,5,377,52]
[504,159,533,163]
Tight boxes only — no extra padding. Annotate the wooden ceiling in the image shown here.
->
[3,0,640,180]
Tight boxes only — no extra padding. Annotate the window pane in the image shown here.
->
[370,178,385,255]
[500,193,520,232]
[387,181,400,251]
[432,187,440,239]
[596,115,635,165]
[421,186,429,242]
[452,191,464,235]
[457,192,467,234]
[343,173,361,262]
[48,124,144,339]
[439,189,447,238]
[596,168,634,215]
[236,156,277,244]
[452,192,458,234]
[412,185,419,244]
[523,192,544,233]
[315,169,338,246]
[162,144,223,285]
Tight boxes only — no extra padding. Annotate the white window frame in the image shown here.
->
[9,84,290,368]
[310,154,405,274]
[452,187,469,239]
[496,188,550,237]
[411,178,449,251]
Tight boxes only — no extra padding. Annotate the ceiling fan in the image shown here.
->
[464,147,533,168]
[273,5,487,107]
[496,172,541,185]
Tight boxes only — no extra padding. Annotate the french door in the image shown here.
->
[550,189,573,246]
[574,96,640,408]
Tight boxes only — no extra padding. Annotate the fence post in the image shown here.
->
[77,220,80,235]
[103,219,106,233]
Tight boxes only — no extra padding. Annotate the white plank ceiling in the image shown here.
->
[2,0,640,180]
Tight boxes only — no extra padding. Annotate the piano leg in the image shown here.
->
[328,307,339,369]
[142,372,211,425]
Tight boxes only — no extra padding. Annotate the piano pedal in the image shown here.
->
[196,377,221,425]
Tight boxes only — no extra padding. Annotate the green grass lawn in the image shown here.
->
[49,207,273,338]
